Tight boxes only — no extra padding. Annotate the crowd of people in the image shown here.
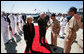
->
[1,7,83,53]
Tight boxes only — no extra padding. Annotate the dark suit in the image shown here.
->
[38,17,48,45]
[23,23,35,52]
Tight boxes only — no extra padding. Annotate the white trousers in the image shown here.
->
[1,27,10,44]
[11,23,15,34]
[59,26,65,37]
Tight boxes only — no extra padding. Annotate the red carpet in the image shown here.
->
[24,26,51,53]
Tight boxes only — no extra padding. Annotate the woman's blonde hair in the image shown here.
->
[26,15,34,22]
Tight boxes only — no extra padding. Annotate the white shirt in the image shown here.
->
[8,14,15,26]
[60,17,67,27]
[1,16,8,29]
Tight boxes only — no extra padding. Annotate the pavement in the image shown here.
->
[1,23,83,53]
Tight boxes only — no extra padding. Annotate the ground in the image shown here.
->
[1,23,83,53]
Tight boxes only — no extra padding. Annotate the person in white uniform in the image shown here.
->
[56,16,61,21]
[8,13,16,35]
[14,14,20,35]
[18,15,23,31]
[18,15,23,35]
[1,11,10,44]
[59,14,67,38]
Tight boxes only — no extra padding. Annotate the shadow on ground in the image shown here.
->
[5,41,17,53]
[49,44,63,53]
[37,44,63,53]
[14,34,22,43]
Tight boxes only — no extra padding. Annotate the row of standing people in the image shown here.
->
[23,12,67,53]
[37,7,83,53]
[1,12,26,45]
[50,7,83,53]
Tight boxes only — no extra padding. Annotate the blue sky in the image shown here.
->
[1,1,83,14]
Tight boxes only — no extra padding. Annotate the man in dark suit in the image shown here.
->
[38,12,48,46]
[23,16,35,53]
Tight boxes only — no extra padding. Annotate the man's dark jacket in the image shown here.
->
[37,17,48,36]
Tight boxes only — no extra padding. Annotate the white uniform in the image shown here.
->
[8,14,15,35]
[19,15,24,31]
[14,15,19,33]
[47,17,53,26]
[59,17,67,37]
[56,16,61,21]
[1,16,10,44]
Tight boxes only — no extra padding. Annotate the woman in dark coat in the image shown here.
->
[23,16,35,53]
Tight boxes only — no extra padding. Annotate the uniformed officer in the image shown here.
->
[6,13,15,42]
[8,13,16,35]
[56,15,61,21]
[59,14,67,38]
[19,15,23,31]
[18,15,24,35]
[14,14,20,35]
[64,7,83,53]
[1,11,10,44]
[48,13,60,51]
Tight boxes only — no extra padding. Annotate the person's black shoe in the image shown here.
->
[64,33,66,35]
[12,38,15,42]
[4,40,11,45]
[53,48,57,51]
[5,42,9,45]
[60,36,65,39]
[62,36,65,39]
[14,33,17,36]
[45,43,49,45]
[25,50,29,53]
[31,50,36,53]
[60,36,63,38]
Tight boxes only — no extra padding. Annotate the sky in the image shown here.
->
[1,1,83,14]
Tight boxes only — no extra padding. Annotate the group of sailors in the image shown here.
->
[1,7,83,53]
[1,12,25,44]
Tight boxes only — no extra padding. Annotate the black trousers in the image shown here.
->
[39,31,46,45]
[25,38,34,52]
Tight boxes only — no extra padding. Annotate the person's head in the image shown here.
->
[26,16,34,24]
[40,12,46,19]
[15,14,18,16]
[62,14,66,18]
[1,11,5,16]
[68,7,77,16]
[51,13,56,21]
